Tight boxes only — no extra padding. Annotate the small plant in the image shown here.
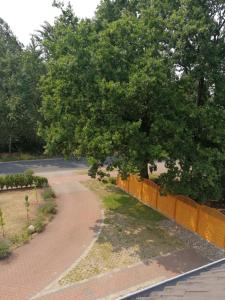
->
[42,187,56,201]
[0,176,5,190]
[108,177,116,185]
[149,173,160,184]
[34,184,38,203]
[24,195,30,221]
[24,169,34,176]
[0,208,5,237]
[33,176,48,188]
[0,239,11,259]
[10,231,30,247]
[39,200,57,215]
[33,216,45,233]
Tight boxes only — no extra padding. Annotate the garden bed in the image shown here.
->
[0,186,57,258]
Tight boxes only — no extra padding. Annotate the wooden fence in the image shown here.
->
[117,175,225,249]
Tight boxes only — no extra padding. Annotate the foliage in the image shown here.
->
[32,215,46,233]
[0,173,48,190]
[107,177,116,185]
[0,153,47,162]
[39,200,57,215]
[40,186,57,215]
[33,176,48,188]
[0,208,5,237]
[1,1,225,204]
[24,195,30,221]
[38,1,225,204]
[24,169,34,176]
[0,239,11,259]
[42,187,56,201]
[10,232,30,247]
[0,18,45,153]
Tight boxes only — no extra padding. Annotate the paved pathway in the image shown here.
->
[0,171,102,300]
[36,249,208,300]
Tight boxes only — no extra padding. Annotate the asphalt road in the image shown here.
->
[0,158,87,175]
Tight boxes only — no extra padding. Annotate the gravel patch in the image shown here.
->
[159,219,225,261]
[59,213,183,285]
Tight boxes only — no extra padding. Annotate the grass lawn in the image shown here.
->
[0,188,44,246]
[0,152,49,162]
[60,179,184,285]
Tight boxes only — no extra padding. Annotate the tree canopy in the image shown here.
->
[1,1,225,204]
[0,18,44,152]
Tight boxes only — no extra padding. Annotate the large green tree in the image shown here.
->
[39,0,225,204]
[0,18,44,152]
[0,17,22,152]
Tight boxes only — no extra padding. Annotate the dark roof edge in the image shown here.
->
[118,257,225,300]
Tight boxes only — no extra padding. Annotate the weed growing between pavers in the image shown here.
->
[59,180,184,285]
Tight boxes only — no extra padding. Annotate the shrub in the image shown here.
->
[0,173,48,190]
[24,169,34,176]
[108,177,116,185]
[13,174,22,188]
[24,195,30,221]
[4,175,14,189]
[0,239,11,259]
[33,176,48,188]
[0,176,5,190]
[39,200,57,215]
[33,216,45,233]
[0,208,5,237]
[10,232,30,247]
[24,174,34,187]
[42,187,56,201]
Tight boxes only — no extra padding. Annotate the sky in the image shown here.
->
[0,0,101,45]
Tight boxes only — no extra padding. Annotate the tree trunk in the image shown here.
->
[140,160,149,179]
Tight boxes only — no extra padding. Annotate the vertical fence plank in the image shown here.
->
[141,179,158,208]
[174,196,199,232]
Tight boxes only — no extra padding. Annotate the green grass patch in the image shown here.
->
[0,152,50,162]
[103,193,163,222]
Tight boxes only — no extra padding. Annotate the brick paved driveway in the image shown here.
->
[0,170,209,300]
[0,171,102,300]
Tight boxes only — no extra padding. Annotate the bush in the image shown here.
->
[33,216,45,233]
[108,177,116,185]
[4,175,14,189]
[39,200,57,215]
[10,232,30,247]
[0,239,11,259]
[24,169,34,176]
[0,176,4,190]
[42,187,56,201]
[0,173,48,190]
[33,176,48,188]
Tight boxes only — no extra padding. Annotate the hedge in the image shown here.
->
[0,173,48,190]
